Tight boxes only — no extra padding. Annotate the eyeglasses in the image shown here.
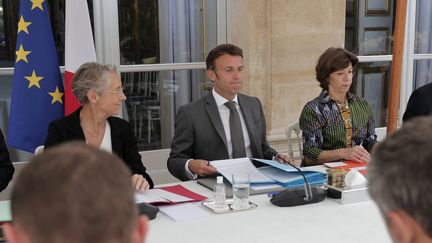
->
[103,86,124,97]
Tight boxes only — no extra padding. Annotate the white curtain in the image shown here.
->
[158,0,205,145]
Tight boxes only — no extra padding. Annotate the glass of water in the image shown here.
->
[231,172,250,209]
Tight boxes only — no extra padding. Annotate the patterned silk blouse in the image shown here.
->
[299,90,377,162]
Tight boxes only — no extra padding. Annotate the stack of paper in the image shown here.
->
[210,158,274,183]
[209,157,326,188]
[253,158,326,187]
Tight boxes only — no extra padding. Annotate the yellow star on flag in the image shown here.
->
[25,70,43,89]
[31,0,44,11]
[15,44,31,63]
[49,86,64,104]
[48,86,64,104]
[17,16,32,34]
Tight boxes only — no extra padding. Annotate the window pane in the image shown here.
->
[413,60,432,89]
[121,69,210,151]
[352,61,391,127]
[415,0,432,54]
[0,0,19,67]
[118,0,216,65]
[0,0,94,67]
[345,0,395,55]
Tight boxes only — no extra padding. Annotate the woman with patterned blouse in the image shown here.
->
[299,47,377,165]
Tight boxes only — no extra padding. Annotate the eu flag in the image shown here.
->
[8,0,64,153]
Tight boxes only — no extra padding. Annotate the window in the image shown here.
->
[0,0,224,160]
[345,0,396,127]
[346,0,432,127]
[118,0,221,151]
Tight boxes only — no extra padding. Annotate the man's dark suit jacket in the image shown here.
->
[0,129,14,192]
[167,93,277,181]
[44,108,154,188]
[403,83,432,122]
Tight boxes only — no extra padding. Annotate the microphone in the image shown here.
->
[269,155,326,207]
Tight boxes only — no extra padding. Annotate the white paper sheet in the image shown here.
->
[159,203,210,221]
[210,157,274,183]
[134,189,192,204]
[135,191,169,204]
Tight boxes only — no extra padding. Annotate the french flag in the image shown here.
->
[64,0,97,115]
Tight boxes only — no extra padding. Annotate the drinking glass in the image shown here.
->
[231,172,250,209]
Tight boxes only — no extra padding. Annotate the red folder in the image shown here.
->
[145,185,207,206]
[159,185,208,202]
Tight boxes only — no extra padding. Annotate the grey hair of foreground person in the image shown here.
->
[369,117,432,238]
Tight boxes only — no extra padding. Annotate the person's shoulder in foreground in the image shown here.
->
[3,141,148,243]
[369,117,432,243]
[403,82,432,122]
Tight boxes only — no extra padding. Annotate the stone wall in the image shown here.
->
[227,0,346,151]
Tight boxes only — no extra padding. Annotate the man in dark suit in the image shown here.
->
[403,82,432,122]
[167,44,287,181]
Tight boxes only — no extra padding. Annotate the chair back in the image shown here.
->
[34,145,44,155]
[286,122,303,161]
[375,127,386,142]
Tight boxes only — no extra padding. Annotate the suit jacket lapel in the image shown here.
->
[238,95,259,156]
[205,93,228,150]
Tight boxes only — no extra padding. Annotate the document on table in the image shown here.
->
[159,202,210,221]
[0,201,11,222]
[210,157,274,184]
[135,185,207,205]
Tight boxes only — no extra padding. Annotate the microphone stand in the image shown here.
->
[276,154,313,201]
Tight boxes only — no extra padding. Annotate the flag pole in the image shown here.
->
[387,0,408,134]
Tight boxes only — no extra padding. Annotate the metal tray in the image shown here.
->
[326,184,370,204]
[202,199,258,214]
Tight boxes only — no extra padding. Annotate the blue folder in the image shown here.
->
[252,158,327,188]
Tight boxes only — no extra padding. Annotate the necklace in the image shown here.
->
[336,100,349,110]
[335,100,352,148]
[80,121,105,141]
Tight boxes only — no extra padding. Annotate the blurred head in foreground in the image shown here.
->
[369,117,432,243]
[3,142,148,243]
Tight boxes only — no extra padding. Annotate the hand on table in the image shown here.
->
[188,159,217,177]
[132,174,150,192]
[340,146,371,163]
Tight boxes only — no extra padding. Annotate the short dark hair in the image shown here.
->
[10,142,137,243]
[315,47,358,90]
[369,117,432,237]
[206,44,243,70]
